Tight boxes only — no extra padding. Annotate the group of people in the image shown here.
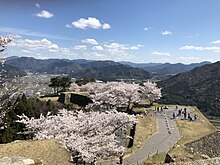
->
[173,106,198,121]
[155,105,168,113]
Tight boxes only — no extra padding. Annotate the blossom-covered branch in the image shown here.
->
[80,82,140,111]
[139,81,162,104]
[0,36,12,53]
[17,109,137,161]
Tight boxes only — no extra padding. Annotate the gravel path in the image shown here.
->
[100,105,181,165]
[124,106,181,164]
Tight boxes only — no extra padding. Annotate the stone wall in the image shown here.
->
[196,157,220,165]
[58,92,92,107]
[186,132,220,158]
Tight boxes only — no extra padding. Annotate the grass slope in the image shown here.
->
[170,107,216,159]
[126,114,157,156]
[170,106,216,157]
[0,139,72,165]
[140,105,216,165]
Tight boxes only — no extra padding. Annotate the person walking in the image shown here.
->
[184,112,187,120]
[173,112,176,119]
[119,153,123,164]
[93,157,97,165]
[194,114,197,121]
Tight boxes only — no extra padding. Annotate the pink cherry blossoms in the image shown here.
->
[0,36,12,53]
[80,82,141,111]
[17,109,136,161]
[17,81,161,161]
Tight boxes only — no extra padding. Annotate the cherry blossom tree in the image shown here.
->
[69,82,80,92]
[0,36,13,107]
[80,82,141,112]
[139,81,162,105]
[17,109,137,161]
[0,36,12,53]
[0,36,13,82]
[0,36,12,80]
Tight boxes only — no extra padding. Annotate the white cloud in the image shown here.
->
[41,38,52,45]
[81,38,98,45]
[104,43,129,53]
[65,24,72,28]
[35,3,40,8]
[73,17,101,29]
[67,17,111,30]
[9,38,141,62]
[144,27,153,31]
[35,10,54,18]
[48,44,59,52]
[48,44,59,50]
[15,38,52,50]
[102,23,111,29]
[104,42,143,53]
[22,50,33,54]
[48,49,58,53]
[73,42,137,61]
[11,38,70,55]
[73,45,87,50]
[92,46,104,51]
[180,56,200,60]
[180,45,220,51]
[214,50,220,53]
[161,30,172,35]
[91,52,105,57]
[152,51,171,56]
[212,40,220,44]
[130,44,144,49]
[130,46,139,50]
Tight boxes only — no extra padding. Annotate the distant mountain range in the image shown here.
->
[158,61,220,117]
[120,61,211,75]
[119,61,161,68]
[3,56,220,117]
[5,57,152,81]
[4,56,211,76]
[0,63,26,79]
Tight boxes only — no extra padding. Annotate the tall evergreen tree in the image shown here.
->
[0,95,58,143]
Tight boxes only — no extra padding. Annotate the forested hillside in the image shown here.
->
[5,57,152,81]
[158,62,220,116]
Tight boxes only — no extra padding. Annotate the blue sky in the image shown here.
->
[1,0,220,63]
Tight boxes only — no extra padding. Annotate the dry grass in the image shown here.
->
[139,105,216,165]
[126,111,157,156]
[140,153,166,165]
[62,91,88,96]
[39,96,80,110]
[169,106,216,158]
[39,97,59,102]
[0,139,72,165]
